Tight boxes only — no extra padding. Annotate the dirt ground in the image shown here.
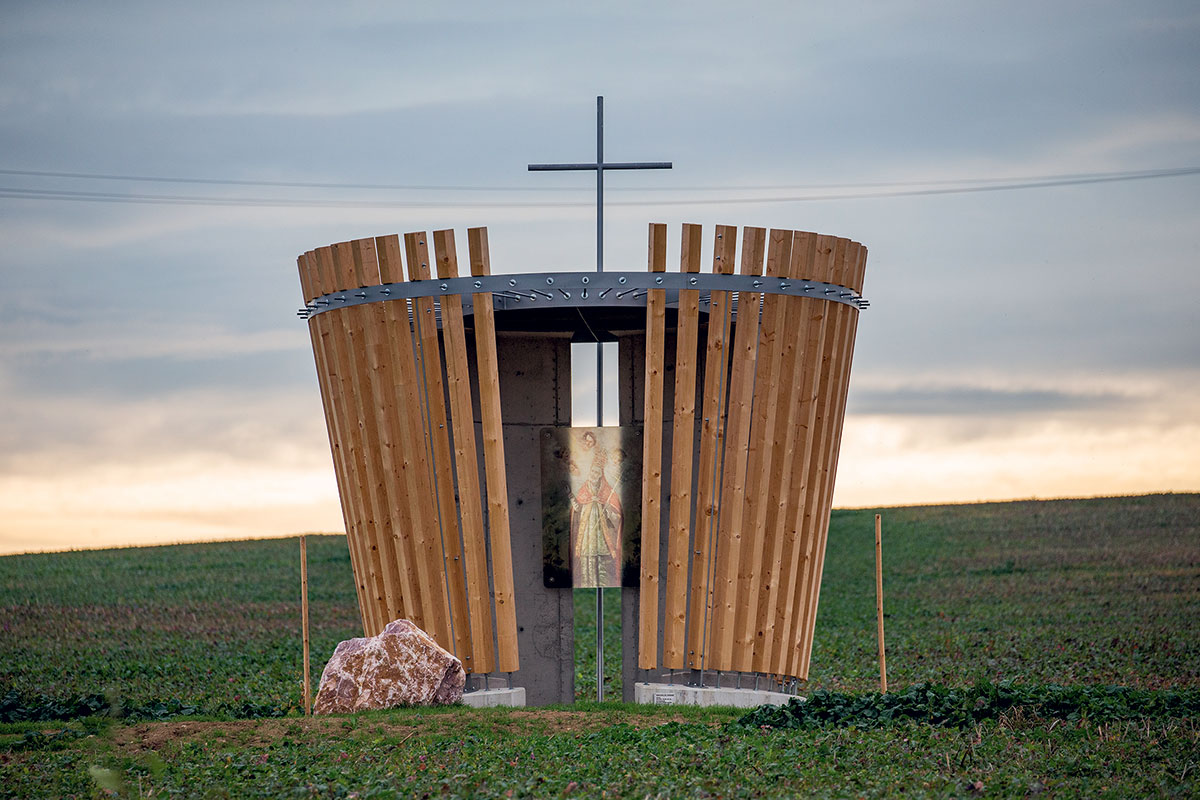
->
[111,709,716,754]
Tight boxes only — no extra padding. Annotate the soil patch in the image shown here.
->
[112,709,710,754]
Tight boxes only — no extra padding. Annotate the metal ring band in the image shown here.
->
[297,271,868,320]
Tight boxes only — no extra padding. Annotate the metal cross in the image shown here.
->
[528,96,673,272]
[529,96,671,703]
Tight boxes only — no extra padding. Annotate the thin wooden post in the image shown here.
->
[783,236,851,679]
[759,232,820,677]
[662,223,703,670]
[638,222,668,670]
[300,534,311,715]
[298,252,370,631]
[468,226,520,674]
[374,234,454,650]
[797,241,869,679]
[404,232,475,669]
[432,228,496,674]
[687,224,737,670]
[875,513,887,693]
[330,241,406,629]
[710,226,765,670]
[735,229,791,672]
[315,246,386,635]
[352,238,430,631]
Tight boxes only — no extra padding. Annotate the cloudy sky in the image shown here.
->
[1,1,1197,554]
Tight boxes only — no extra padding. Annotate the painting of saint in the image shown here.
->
[570,430,623,587]
[540,426,642,589]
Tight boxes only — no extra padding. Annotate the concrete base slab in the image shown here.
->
[461,687,527,708]
[634,682,798,709]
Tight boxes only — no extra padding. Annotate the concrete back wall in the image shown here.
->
[471,332,575,705]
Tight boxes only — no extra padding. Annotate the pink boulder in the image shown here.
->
[313,619,465,714]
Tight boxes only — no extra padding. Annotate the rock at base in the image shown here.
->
[313,619,465,714]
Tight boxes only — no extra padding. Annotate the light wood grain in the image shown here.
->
[686,224,737,670]
[662,223,704,669]
[356,238,429,632]
[404,232,475,667]
[709,226,766,670]
[639,222,668,670]
[375,234,454,650]
[433,228,496,674]
[778,235,845,678]
[876,513,887,693]
[467,226,519,674]
[301,534,311,715]
[315,245,385,635]
[763,232,825,677]
[299,252,370,630]
[733,229,791,672]
[797,242,868,678]
[751,232,814,675]
[334,240,407,629]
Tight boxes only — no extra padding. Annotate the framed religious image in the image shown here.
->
[540,426,642,589]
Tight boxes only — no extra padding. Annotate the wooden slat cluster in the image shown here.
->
[297,228,518,675]
[638,223,868,682]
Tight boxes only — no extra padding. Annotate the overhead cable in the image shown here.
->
[0,166,1196,209]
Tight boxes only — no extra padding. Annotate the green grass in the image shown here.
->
[572,587,622,701]
[1,493,1198,797]
[0,536,362,719]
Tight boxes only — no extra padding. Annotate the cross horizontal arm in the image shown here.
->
[527,162,673,171]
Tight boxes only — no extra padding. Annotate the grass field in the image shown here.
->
[1,493,1197,797]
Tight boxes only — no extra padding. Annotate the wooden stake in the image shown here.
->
[875,514,887,694]
[301,535,311,715]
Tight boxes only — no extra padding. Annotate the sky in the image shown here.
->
[1,1,1197,555]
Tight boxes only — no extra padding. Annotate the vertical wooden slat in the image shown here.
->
[686,224,737,670]
[763,232,825,677]
[752,232,815,675]
[404,232,475,668]
[467,226,519,674]
[788,241,857,678]
[662,223,704,670]
[316,247,384,635]
[432,228,496,674]
[773,234,842,679]
[332,240,409,628]
[733,229,792,672]
[375,235,454,649]
[299,251,370,632]
[782,238,851,678]
[315,245,387,636]
[639,222,668,670]
[354,238,431,632]
[709,226,766,670]
[796,242,868,678]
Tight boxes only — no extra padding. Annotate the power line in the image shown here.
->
[0,167,577,193]
[1,165,1198,194]
[0,186,574,208]
[621,166,1200,206]
[0,166,1196,209]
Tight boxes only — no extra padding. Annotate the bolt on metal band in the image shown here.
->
[297,270,868,320]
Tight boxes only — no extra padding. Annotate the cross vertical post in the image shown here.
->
[597,96,603,272]
[528,95,672,274]
[529,96,672,702]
